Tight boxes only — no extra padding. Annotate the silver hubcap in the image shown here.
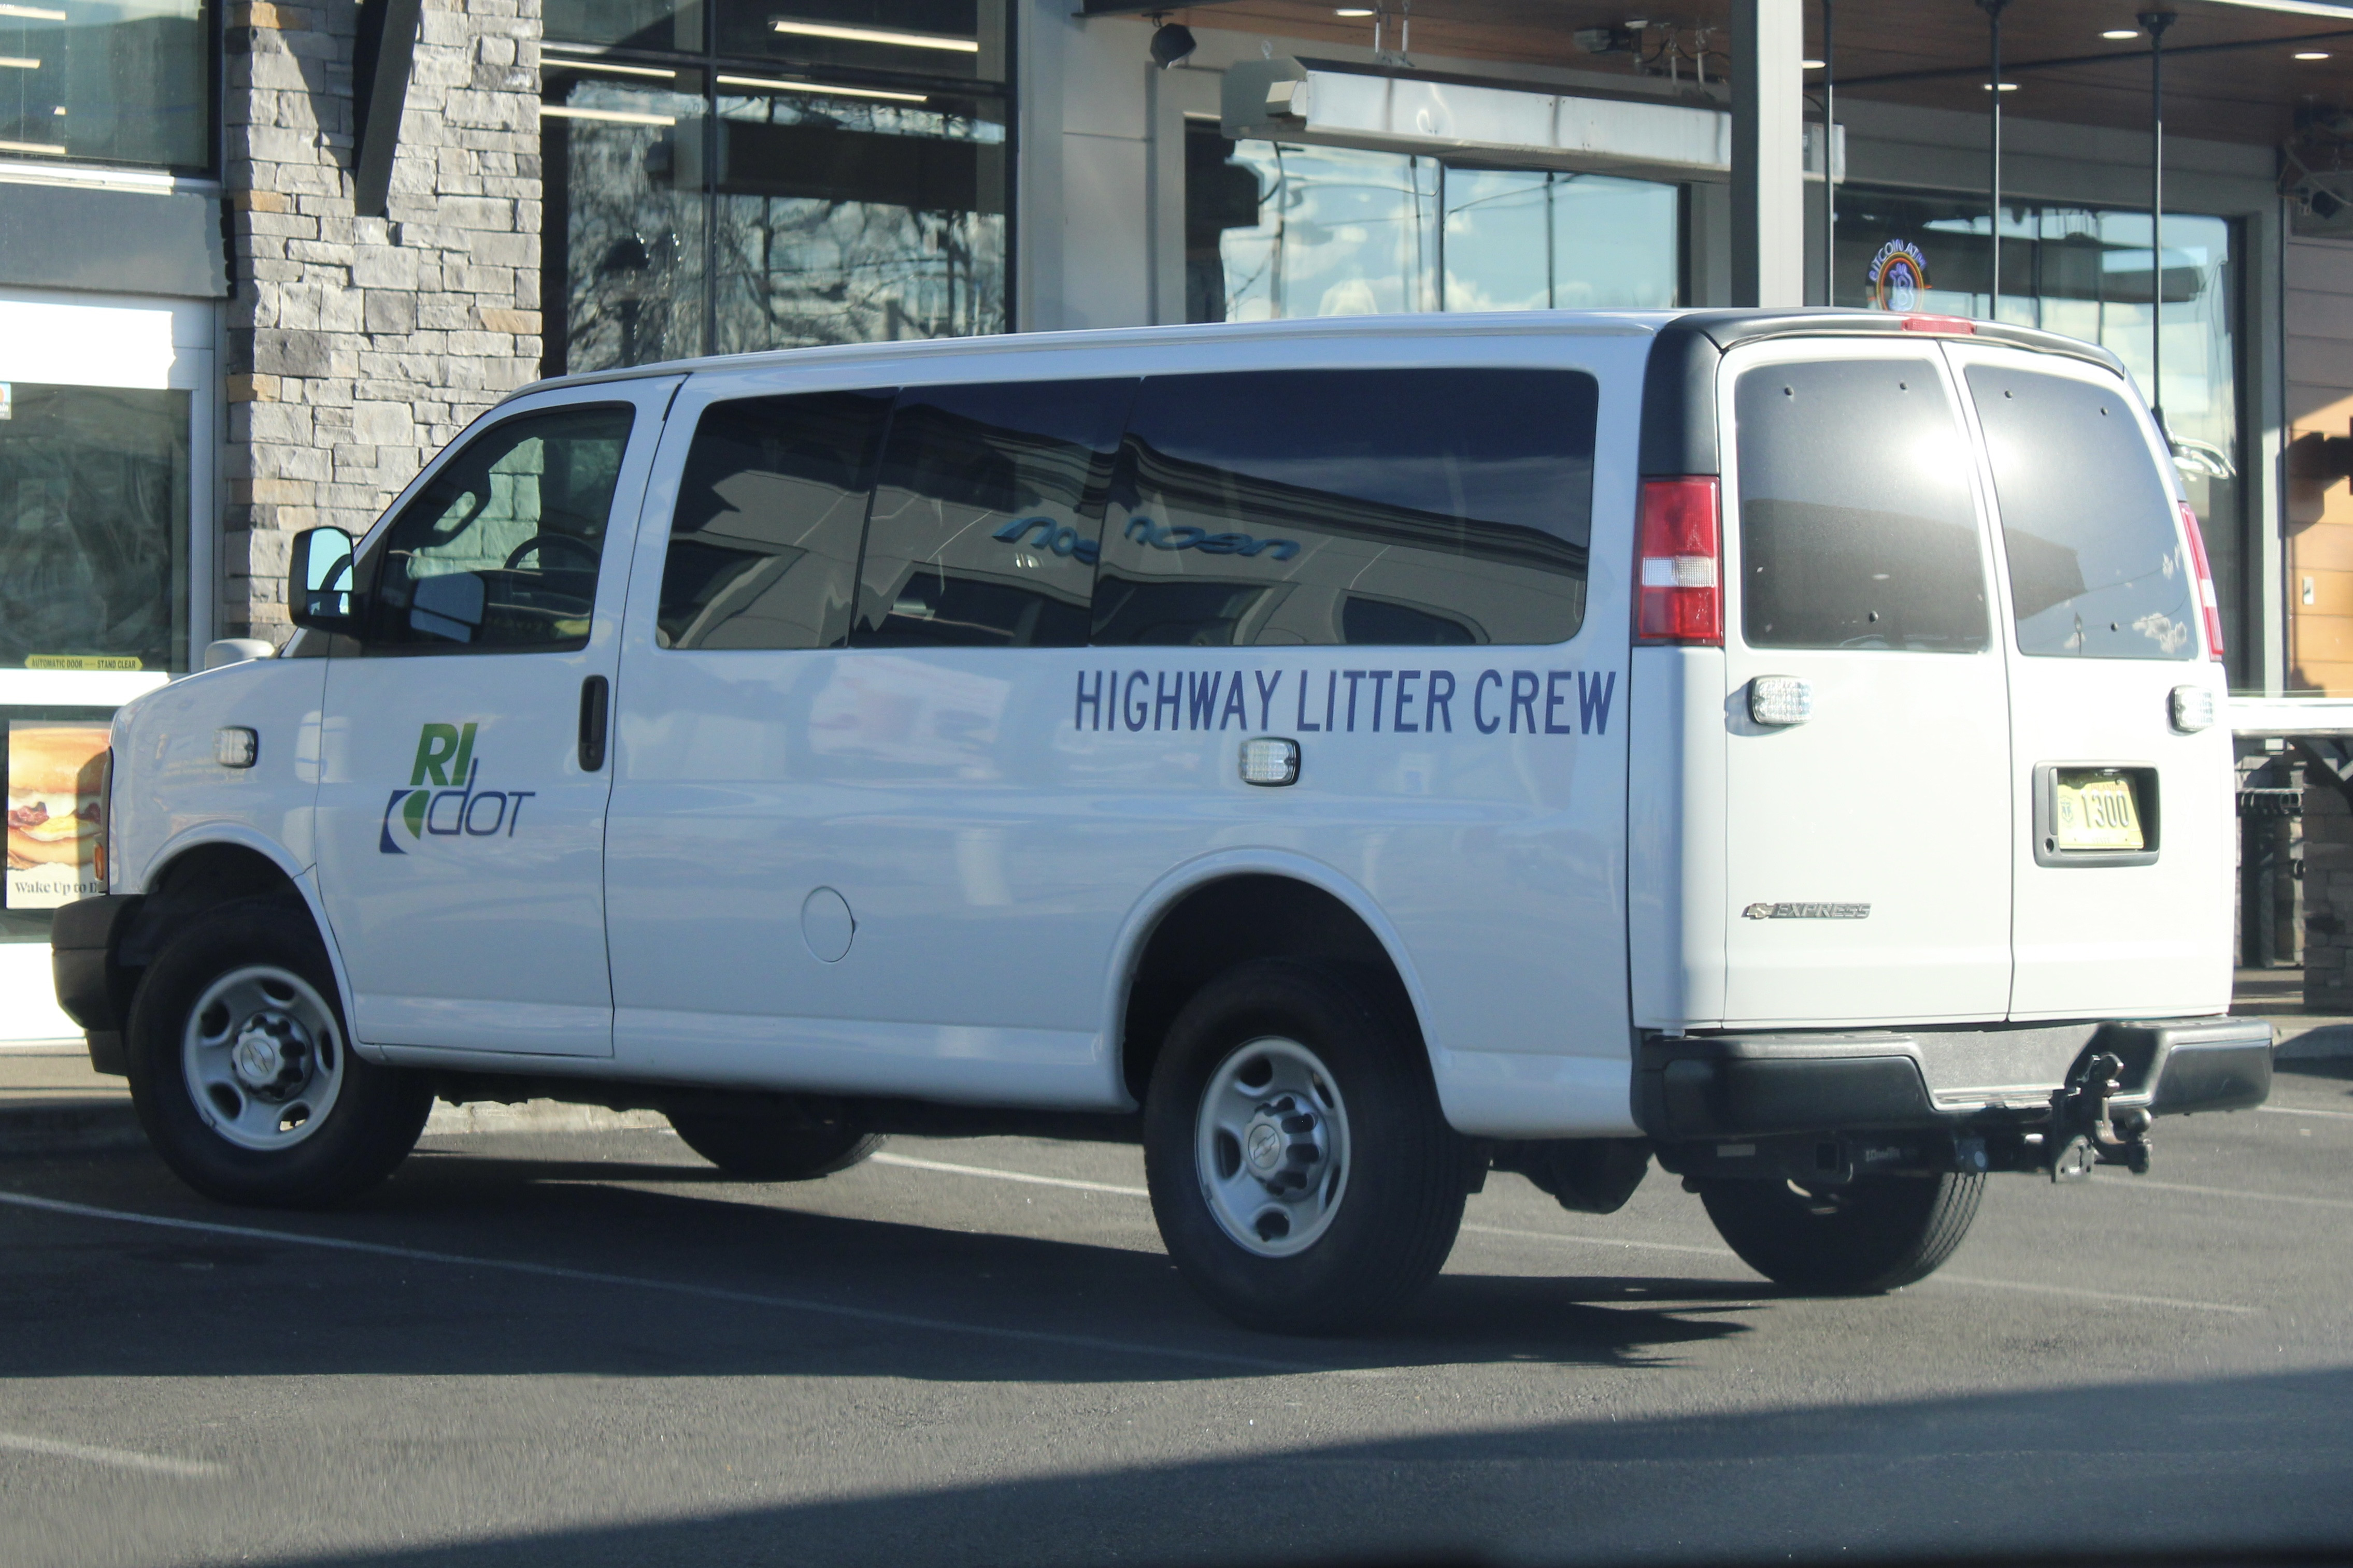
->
[1196,1037,1350,1257]
[182,966,345,1151]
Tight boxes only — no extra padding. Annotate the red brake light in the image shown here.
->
[1900,314,1977,335]
[1636,477,1722,645]
[2179,499,2224,660]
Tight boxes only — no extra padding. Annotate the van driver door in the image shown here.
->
[312,380,677,1056]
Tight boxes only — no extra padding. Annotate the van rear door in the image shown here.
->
[1949,347,2233,1019]
[1716,341,2014,1025]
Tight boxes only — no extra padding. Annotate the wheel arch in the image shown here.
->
[116,834,358,1048]
[1109,853,1435,1106]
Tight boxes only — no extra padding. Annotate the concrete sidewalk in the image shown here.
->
[4,973,2347,1156]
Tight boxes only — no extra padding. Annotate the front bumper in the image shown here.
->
[1636,1014,2272,1143]
[50,893,145,1076]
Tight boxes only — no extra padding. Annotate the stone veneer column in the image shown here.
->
[220,0,544,643]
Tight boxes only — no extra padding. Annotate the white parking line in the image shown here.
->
[2100,1177,2353,1212]
[1460,1222,1734,1260]
[1928,1275,2256,1315]
[0,1190,1319,1377]
[868,1156,2263,1316]
[871,1152,1151,1198]
[2259,1103,2353,1122]
[0,1430,220,1477]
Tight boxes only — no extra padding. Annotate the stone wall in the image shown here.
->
[220,0,543,643]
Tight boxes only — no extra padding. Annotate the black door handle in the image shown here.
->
[578,674,609,772]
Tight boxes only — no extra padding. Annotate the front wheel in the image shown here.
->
[1143,959,1467,1335]
[1696,1171,1985,1294]
[124,901,432,1208]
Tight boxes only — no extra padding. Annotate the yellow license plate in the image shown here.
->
[2055,771,2144,851]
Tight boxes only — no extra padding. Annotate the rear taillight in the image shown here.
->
[1636,477,1723,645]
[2178,500,2224,660]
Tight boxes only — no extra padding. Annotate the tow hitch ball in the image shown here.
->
[2048,1052,2152,1182]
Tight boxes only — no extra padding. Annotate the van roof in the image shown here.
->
[516,307,2122,400]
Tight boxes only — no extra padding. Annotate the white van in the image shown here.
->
[52,309,2272,1333]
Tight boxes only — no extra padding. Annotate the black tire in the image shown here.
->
[668,1105,887,1181]
[1143,958,1467,1335]
[124,900,432,1208]
[1697,1171,1985,1294]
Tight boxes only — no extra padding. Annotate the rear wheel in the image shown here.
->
[1143,959,1466,1335]
[667,1105,887,1181]
[125,901,431,1207]
[1696,1171,1984,1293]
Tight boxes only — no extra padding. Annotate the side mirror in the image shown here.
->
[288,526,358,635]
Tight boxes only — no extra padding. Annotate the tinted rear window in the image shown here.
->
[1734,359,1989,653]
[1091,368,1596,647]
[1965,364,2194,660]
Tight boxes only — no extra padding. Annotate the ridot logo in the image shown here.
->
[378,722,535,854]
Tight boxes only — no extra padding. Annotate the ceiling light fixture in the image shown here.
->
[1335,6,1374,13]
[2102,27,2139,37]
[540,104,679,125]
[2298,48,2333,56]
[0,55,40,68]
[1802,56,1826,67]
[0,4,67,18]
[1982,80,2019,90]
[544,58,677,78]
[716,72,929,100]
[769,18,980,52]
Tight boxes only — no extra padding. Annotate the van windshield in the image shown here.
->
[1965,363,2195,661]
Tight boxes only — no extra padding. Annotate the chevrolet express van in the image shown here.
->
[52,309,2273,1333]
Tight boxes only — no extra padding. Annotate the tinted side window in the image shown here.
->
[1092,368,1595,648]
[1965,365,2195,660]
[855,379,1135,649]
[364,405,635,653]
[1734,361,1988,653]
[659,390,893,651]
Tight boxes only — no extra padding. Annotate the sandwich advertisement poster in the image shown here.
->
[6,720,109,909]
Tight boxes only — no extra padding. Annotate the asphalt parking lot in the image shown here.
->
[3,1062,2351,1568]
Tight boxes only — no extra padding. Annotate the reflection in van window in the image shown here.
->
[1092,368,1596,647]
[366,405,634,652]
[660,390,894,651]
[857,379,1135,649]
[1735,361,1988,654]
[1965,366,2194,660]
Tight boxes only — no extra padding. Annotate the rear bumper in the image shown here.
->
[1636,1015,2272,1142]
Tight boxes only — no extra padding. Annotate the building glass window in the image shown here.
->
[1185,122,1679,324]
[0,0,209,169]
[543,0,1009,376]
[0,382,189,673]
[1833,188,2245,685]
[713,88,1005,352]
